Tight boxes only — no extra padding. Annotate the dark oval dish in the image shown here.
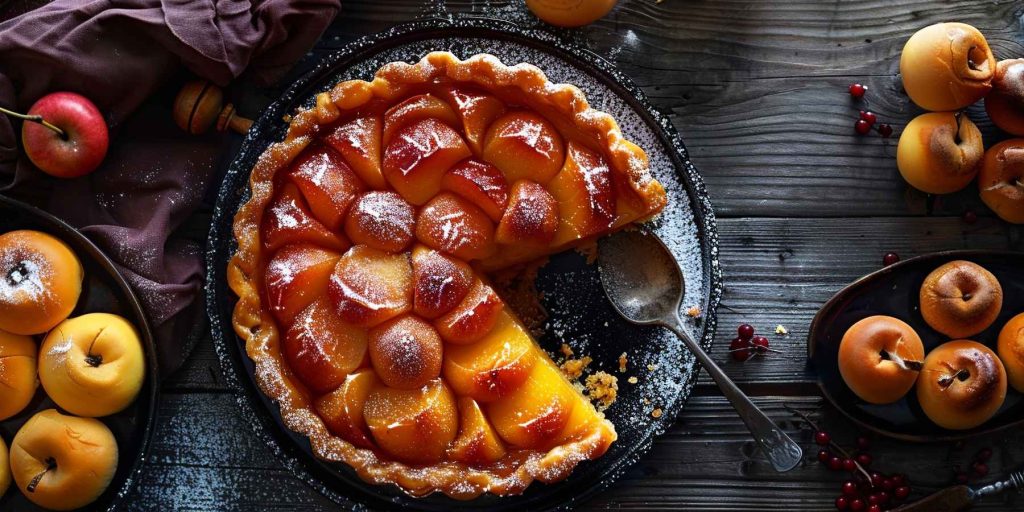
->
[808,250,1024,443]
[205,16,722,511]
[0,194,159,512]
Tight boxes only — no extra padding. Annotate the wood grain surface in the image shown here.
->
[132,1,1024,510]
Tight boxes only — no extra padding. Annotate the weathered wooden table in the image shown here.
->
[128,1,1024,510]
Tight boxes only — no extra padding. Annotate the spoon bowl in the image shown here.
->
[598,229,803,473]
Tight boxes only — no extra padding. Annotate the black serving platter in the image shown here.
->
[809,250,1024,442]
[0,194,158,511]
[206,16,722,511]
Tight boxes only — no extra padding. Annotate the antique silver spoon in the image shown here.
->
[597,229,803,472]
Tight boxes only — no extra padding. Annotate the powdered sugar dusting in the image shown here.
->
[0,232,55,305]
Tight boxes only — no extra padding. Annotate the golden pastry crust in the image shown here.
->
[229,52,669,499]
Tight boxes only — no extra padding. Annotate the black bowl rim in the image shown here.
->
[205,15,723,511]
[0,193,160,511]
[808,248,1024,443]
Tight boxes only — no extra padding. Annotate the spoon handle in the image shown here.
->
[664,315,804,472]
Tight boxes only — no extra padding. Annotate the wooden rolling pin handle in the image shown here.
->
[216,103,253,135]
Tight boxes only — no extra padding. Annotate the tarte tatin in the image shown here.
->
[229,52,667,499]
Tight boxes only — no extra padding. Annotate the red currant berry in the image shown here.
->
[737,323,755,340]
[894,486,911,500]
[973,462,989,477]
[870,473,884,487]
[836,496,849,510]
[842,458,856,472]
[857,453,872,467]
[882,252,900,266]
[828,456,844,471]
[815,431,832,446]
[963,209,978,225]
[751,336,770,354]
[849,83,867,99]
[882,478,895,490]
[892,474,907,486]
[729,337,752,361]
[877,123,894,138]
[842,481,858,496]
[855,119,872,135]
[849,498,865,512]
[976,448,993,462]
[859,111,877,125]
[877,491,890,504]
[818,449,831,463]
[855,436,871,450]
[867,505,881,512]
[867,494,880,506]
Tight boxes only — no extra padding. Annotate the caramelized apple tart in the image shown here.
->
[229,52,667,499]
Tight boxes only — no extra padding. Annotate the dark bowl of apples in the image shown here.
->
[808,250,1024,442]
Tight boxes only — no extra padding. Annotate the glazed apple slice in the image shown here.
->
[327,245,412,327]
[486,358,576,449]
[482,111,565,185]
[368,315,443,390]
[434,279,504,345]
[443,310,537,402]
[382,118,472,205]
[283,298,368,394]
[382,93,460,147]
[411,245,474,319]
[343,191,415,253]
[441,159,509,222]
[324,115,386,189]
[415,192,496,260]
[495,180,559,246]
[314,369,380,449]
[547,141,616,245]
[262,183,349,252]
[287,144,364,230]
[363,378,458,464]
[437,87,506,155]
[264,244,341,325]
[448,397,507,464]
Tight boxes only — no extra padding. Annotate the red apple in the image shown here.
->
[20,92,109,178]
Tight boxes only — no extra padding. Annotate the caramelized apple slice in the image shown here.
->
[415,193,496,260]
[444,310,537,402]
[262,183,349,252]
[314,369,379,449]
[364,378,458,464]
[265,244,341,325]
[482,111,565,185]
[448,397,507,464]
[283,298,368,394]
[369,315,443,390]
[324,115,386,189]
[344,191,415,253]
[327,245,412,327]
[382,94,460,147]
[438,87,507,155]
[441,159,509,222]
[495,180,559,246]
[434,279,504,345]
[287,144,364,230]
[411,245,474,319]
[382,118,472,205]
[548,142,617,245]
[486,358,576,449]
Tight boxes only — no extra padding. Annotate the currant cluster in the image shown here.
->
[728,324,774,361]
[954,447,993,483]
[848,84,894,138]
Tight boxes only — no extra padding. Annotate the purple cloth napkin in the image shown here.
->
[0,0,341,377]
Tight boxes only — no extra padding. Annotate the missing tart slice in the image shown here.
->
[229,52,667,499]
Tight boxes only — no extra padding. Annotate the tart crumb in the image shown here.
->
[585,371,618,410]
[647,363,657,372]
[618,352,628,373]
[651,408,663,419]
[775,324,789,335]
[627,376,639,385]
[560,343,574,358]
[489,258,549,337]
[686,306,701,318]
[560,356,592,380]
[575,240,599,264]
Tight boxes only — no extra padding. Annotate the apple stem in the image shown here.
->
[784,404,875,484]
[953,111,964,144]
[26,457,57,493]
[0,105,66,139]
[884,350,923,372]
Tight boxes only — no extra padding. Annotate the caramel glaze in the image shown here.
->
[229,52,671,499]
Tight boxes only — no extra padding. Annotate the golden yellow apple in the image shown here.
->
[897,112,983,194]
[900,22,994,111]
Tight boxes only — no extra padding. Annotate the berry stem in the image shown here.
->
[785,404,874,483]
[0,105,66,138]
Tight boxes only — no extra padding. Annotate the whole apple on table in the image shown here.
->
[895,22,1024,224]
[0,91,109,178]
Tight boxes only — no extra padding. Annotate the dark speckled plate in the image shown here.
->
[809,250,1024,442]
[206,17,722,511]
[0,194,158,512]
